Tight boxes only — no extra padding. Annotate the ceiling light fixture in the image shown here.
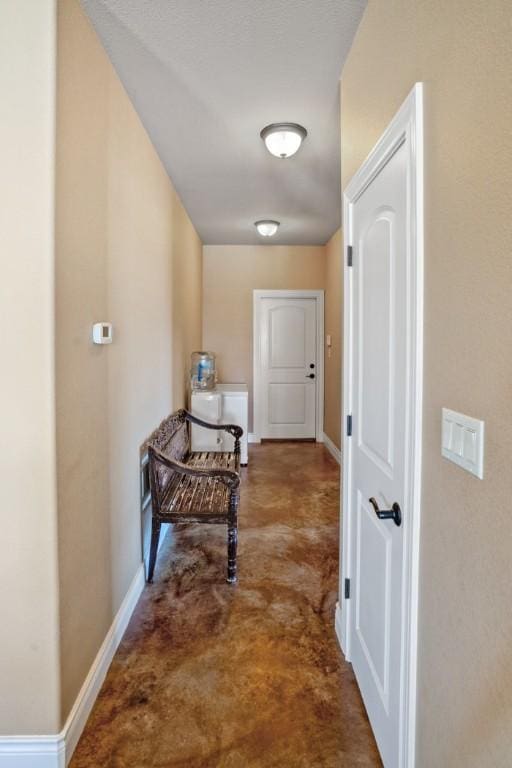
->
[255,220,280,237]
[260,122,307,158]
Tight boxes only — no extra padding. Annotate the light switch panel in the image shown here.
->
[441,408,484,479]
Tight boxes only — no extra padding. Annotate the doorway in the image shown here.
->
[337,84,424,767]
[253,290,324,441]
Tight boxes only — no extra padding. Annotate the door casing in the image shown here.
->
[253,289,324,443]
[336,83,424,767]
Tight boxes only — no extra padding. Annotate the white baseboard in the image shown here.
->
[142,520,171,580]
[334,601,344,654]
[158,523,171,552]
[322,432,341,464]
[248,433,260,444]
[0,738,65,768]
[64,563,145,760]
[0,563,145,767]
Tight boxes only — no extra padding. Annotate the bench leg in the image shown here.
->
[147,519,161,583]
[227,488,238,584]
[227,521,237,584]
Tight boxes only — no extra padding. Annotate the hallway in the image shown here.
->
[71,442,380,767]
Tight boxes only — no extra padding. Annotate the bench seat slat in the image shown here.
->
[158,451,234,520]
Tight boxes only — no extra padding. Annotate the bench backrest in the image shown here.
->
[144,409,190,509]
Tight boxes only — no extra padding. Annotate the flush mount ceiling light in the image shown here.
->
[255,220,280,237]
[260,122,307,158]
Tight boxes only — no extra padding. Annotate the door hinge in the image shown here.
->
[347,245,353,267]
[346,414,352,437]
[344,578,351,599]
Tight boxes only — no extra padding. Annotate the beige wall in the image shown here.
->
[324,229,342,449]
[0,0,61,734]
[56,0,202,723]
[341,2,512,765]
[203,245,325,432]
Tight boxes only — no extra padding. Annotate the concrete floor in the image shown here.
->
[71,442,381,767]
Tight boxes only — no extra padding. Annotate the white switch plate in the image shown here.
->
[441,408,484,479]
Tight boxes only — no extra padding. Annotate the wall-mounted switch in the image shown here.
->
[441,408,484,479]
[326,334,332,347]
[92,322,113,345]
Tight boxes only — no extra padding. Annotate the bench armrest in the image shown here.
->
[184,409,243,440]
[148,446,240,490]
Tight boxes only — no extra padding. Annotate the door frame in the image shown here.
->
[253,289,324,443]
[337,84,424,767]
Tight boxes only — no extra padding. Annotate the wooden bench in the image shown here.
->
[144,409,242,584]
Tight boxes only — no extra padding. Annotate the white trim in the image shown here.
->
[64,562,145,760]
[334,601,343,649]
[248,433,261,444]
[253,289,324,442]
[322,432,341,464]
[0,564,145,767]
[0,739,65,768]
[158,524,171,552]
[339,83,424,768]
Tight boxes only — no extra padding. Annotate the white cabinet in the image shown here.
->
[217,385,249,465]
[190,383,248,465]
[190,391,222,451]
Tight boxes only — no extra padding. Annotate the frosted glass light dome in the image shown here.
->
[255,220,280,237]
[260,123,307,158]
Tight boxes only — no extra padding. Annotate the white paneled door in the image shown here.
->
[350,139,407,768]
[257,296,318,439]
[341,85,424,768]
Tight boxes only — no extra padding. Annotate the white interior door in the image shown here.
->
[258,296,317,439]
[342,85,424,768]
[349,141,407,767]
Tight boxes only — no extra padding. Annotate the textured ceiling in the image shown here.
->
[81,1,366,244]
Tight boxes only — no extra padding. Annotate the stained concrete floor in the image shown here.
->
[71,442,381,767]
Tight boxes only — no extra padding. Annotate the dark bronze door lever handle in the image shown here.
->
[369,497,402,527]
